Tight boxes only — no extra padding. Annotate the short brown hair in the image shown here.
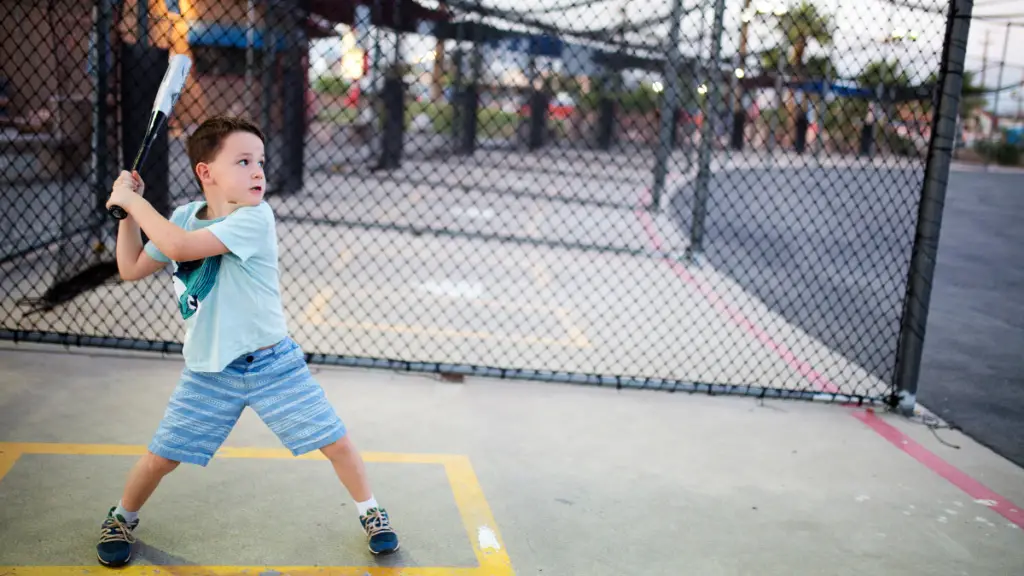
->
[186,115,265,190]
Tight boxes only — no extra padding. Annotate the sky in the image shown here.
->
[312,0,1024,116]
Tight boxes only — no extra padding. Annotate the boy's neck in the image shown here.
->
[199,193,237,220]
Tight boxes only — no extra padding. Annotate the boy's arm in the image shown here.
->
[114,217,167,281]
[127,197,231,262]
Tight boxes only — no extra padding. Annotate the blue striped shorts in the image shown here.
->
[149,337,347,466]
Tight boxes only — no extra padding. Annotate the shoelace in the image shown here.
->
[362,509,393,537]
[98,515,137,545]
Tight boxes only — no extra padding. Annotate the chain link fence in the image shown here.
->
[1,0,970,404]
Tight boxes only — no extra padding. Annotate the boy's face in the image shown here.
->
[199,131,266,207]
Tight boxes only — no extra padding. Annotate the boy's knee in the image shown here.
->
[144,451,180,476]
[319,436,355,460]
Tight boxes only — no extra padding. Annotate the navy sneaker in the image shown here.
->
[359,507,400,555]
[97,507,138,567]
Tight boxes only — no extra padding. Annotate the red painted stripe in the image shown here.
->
[635,185,1024,529]
[853,409,1024,529]
[633,193,840,394]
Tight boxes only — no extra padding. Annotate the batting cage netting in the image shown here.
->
[1,0,970,405]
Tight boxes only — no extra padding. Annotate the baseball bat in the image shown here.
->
[109,53,192,220]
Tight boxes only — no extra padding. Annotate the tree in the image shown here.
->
[777,1,833,76]
[772,1,834,145]
[858,59,911,88]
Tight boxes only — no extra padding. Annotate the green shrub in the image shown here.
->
[312,76,350,96]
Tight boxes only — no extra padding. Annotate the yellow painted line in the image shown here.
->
[304,287,335,325]
[321,319,584,350]
[1,443,459,464]
[0,565,484,575]
[325,286,564,314]
[445,456,516,576]
[0,444,21,482]
[529,261,550,288]
[334,248,354,271]
[522,203,544,238]
[0,444,513,575]
[553,308,592,349]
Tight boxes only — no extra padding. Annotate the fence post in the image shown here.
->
[649,0,685,212]
[685,0,725,263]
[92,0,112,219]
[894,0,973,415]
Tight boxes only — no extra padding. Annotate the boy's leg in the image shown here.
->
[121,452,181,512]
[97,366,246,567]
[320,435,372,502]
[247,338,400,555]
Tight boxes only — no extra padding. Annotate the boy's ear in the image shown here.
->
[195,162,213,186]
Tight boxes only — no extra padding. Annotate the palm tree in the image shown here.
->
[858,60,911,88]
[769,1,833,146]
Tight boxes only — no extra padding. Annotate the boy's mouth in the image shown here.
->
[249,185,263,194]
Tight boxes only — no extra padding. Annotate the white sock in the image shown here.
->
[114,500,139,523]
[355,495,379,516]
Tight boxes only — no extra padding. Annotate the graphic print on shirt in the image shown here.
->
[171,256,222,320]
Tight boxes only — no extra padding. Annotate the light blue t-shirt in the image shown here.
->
[144,201,289,373]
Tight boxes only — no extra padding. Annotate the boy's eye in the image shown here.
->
[239,159,248,166]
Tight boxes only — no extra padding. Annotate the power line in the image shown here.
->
[517,0,617,16]
[972,12,1024,20]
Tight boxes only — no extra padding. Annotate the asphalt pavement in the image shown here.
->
[669,164,924,387]
[668,162,1024,468]
[916,168,1024,468]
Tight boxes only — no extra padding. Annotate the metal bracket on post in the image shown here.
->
[893,0,973,416]
[650,0,685,212]
[684,0,725,264]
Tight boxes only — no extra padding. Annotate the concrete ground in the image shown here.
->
[0,342,1023,575]
[1,147,903,401]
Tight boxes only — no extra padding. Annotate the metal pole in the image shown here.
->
[816,14,836,161]
[138,0,148,48]
[685,0,725,263]
[894,0,974,415]
[650,0,685,211]
[246,0,255,111]
[992,23,1010,134]
[731,0,751,151]
[768,46,783,156]
[92,0,111,218]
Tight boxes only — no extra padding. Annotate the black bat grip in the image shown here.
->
[109,205,129,220]
[109,125,157,221]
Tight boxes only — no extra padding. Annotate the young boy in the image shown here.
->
[98,115,399,567]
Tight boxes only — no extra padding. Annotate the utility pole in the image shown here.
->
[981,29,990,91]
[992,23,1010,133]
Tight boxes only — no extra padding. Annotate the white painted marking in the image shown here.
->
[903,511,911,516]
[954,501,964,507]
[975,516,995,527]
[974,499,998,507]
[938,516,948,523]
[417,279,484,299]
[855,495,870,503]
[451,206,496,220]
[478,526,501,550]
[1010,523,1020,530]
[945,509,959,516]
